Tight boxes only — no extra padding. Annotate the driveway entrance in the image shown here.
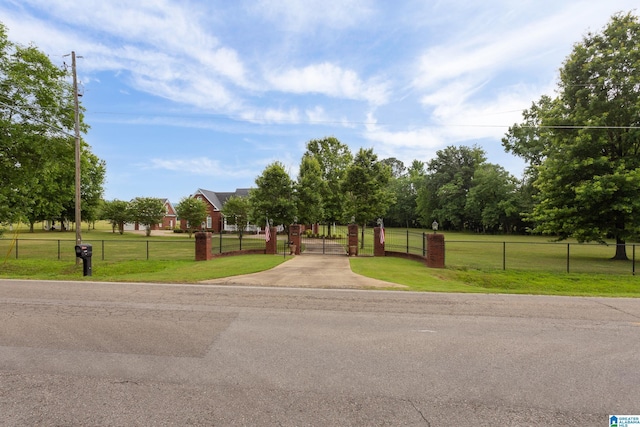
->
[300,235,348,255]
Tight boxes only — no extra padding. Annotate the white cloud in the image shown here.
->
[266,62,390,105]
[249,0,374,32]
[147,158,254,178]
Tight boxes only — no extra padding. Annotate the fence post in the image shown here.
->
[566,243,570,273]
[219,231,223,253]
[422,233,426,257]
[146,241,150,260]
[633,245,636,276]
[373,227,385,256]
[195,231,213,261]
[406,230,409,253]
[348,224,358,256]
[15,239,18,259]
[503,242,506,270]
[58,240,61,260]
[102,240,105,261]
[426,233,445,268]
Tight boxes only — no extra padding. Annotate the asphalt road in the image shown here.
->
[1,279,639,426]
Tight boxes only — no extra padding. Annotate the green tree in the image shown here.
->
[465,164,520,233]
[248,161,296,231]
[175,196,208,238]
[304,137,352,236]
[295,154,326,226]
[416,145,486,230]
[101,199,130,234]
[505,12,640,259]
[0,23,103,228]
[60,150,106,232]
[221,195,251,238]
[128,197,165,237]
[380,157,406,178]
[384,159,424,228]
[342,148,393,247]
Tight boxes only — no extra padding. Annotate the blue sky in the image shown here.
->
[1,0,638,203]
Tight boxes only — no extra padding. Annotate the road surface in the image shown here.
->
[1,279,639,426]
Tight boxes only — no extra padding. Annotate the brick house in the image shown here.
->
[180,188,251,233]
[125,198,178,231]
[152,198,178,230]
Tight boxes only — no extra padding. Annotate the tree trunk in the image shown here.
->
[613,236,628,260]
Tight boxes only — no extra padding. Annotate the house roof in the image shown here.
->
[193,188,251,211]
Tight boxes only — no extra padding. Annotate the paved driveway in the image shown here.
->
[203,254,407,288]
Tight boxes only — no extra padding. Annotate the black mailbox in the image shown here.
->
[74,244,92,276]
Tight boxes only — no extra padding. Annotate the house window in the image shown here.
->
[206,216,212,229]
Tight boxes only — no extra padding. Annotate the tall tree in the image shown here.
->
[295,154,326,226]
[342,148,393,247]
[221,195,251,238]
[465,163,520,233]
[101,199,130,234]
[128,197,165,237]
[0,22,103,227]
[385,159,425,228]
[175,196,208,238]
[416,145,486,230]
[248,161,296,231]
[505,12,640,259]
[304,137,352,236]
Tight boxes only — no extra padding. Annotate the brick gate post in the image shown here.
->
[348,224,358,256]
[265,227,278,254]
[289,224,301,255]
[373,227,385,256]
[426,233,445,268]
[195,231,212,261]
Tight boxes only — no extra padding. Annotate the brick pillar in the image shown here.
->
[426,233,445,268]
[348,224,358,256]
[373,227,385,256]
[289,224,301,255]
[195,231,212,261]
[265,227,278,254]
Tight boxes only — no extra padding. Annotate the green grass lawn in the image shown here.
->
[349,257,640,297]
[0,255,290,283]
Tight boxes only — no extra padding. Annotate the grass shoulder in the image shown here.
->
[349,257,640,297]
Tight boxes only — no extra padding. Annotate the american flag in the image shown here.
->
[265,219,271,242]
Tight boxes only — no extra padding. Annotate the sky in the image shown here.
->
[1,0,638,203]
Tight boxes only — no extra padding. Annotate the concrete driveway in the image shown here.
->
[202,254,407,289]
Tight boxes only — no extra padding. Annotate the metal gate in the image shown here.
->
[300,235,348,255]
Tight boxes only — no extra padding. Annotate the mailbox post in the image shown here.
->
[74,243,93,276]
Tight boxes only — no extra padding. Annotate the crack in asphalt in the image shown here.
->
[407,399,430,426]
[591,299,640,320]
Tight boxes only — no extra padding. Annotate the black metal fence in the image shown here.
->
[3,232,640,275]
[379,230,640,275]
[0,234,270,262]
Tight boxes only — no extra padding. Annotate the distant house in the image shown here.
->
[124,198,178,231]
[154,198,178,230]
[180,188,253,233]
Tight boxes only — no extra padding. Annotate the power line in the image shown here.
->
[0,100,75,137]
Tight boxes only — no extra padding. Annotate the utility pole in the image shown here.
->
[71,52,82,255]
